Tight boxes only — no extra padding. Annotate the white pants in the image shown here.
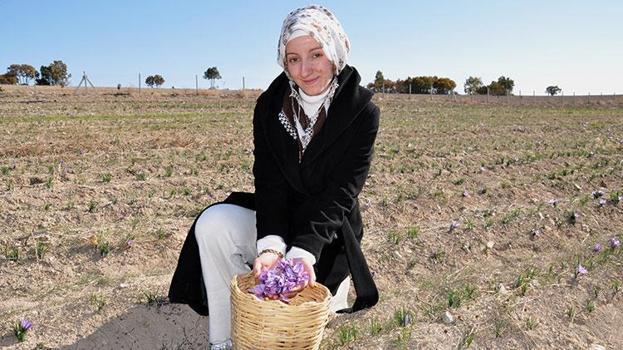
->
[195,203,350,344]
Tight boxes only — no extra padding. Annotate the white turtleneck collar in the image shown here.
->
[298,85,332,118]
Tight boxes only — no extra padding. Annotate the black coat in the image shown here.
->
[168,65,379,315]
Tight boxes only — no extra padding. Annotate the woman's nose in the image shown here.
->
[301,60,312,76]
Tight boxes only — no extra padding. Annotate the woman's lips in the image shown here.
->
[303,77,319,85]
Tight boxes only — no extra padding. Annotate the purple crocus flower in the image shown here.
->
[577,264,588,275]
[593,243,603,252]
[20,319,32,331]
[610,237,621,249]
[449,221,460,231]
[248,259,309,302]
[462,190,470,198]
[548,199,559,207]
[592,190,604,199]
[598,198,607,207]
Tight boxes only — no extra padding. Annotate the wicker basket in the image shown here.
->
[230,272,331,350]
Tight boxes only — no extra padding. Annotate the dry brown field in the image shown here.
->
[1,85,622,349]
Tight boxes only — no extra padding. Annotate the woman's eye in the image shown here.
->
[312,52,323,59]
[288,57,299,64]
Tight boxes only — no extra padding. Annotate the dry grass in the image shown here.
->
[0,85,622,349]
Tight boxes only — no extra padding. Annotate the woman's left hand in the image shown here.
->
[281,257,316,299]
[292,257,316,288]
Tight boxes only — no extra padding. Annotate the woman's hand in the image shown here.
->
[291,257,316,288]
[253,252,280,279]
[281,257,316,299]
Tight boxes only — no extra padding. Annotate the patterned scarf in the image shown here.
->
[278,78,339,162]
[277,5,350,77]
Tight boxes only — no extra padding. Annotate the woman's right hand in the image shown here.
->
[253,252,280,279]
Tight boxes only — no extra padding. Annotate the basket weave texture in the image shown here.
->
[231,272,331,350]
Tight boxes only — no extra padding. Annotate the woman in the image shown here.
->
[168,5,379,349]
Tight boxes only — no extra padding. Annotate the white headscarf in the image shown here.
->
[277,5,350,76]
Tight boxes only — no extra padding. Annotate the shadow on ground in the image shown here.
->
[60,303,209,350]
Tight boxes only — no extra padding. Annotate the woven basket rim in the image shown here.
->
[231,272,331,309]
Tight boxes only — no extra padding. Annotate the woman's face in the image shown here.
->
[285,35,334,96]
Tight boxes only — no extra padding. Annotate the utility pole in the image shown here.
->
[75,71,95,93]
[242,76,245,90]
[195,74,198,95]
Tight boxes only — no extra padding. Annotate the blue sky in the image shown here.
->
[1,0,622,94]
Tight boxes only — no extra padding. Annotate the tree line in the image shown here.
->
[1,61,223,89]
[369,71,566,96]
[0,61,71,86]
[367,71,457,95]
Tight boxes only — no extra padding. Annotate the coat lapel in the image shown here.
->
[259,73,309,195]
[301,66,373,166]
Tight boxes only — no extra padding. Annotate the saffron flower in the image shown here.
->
[576,264,588,275]
[610,237,621,249]
[598,198,607,207]
[20,319,32,331]
[13,319,32,342]
[592,190,604,199]
[249,259,309,302]
[593,243,602,252]
[548,199,559,207]
[462,190,470,198]
[449,221,460,231]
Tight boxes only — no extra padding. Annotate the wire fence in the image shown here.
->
[373,91,623,108]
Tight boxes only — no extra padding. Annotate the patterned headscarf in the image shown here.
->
[277,5,350,76]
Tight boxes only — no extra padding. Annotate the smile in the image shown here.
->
[303,77,319,85]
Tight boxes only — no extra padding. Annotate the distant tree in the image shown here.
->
[7,64,39,85]
[487,81,505,96]
[145,75,154,88]
[476,85,488,95]
[0,72,18,85]
[145,74,165,88]
[484,76,514,96]
[152,74,164,87]
[394,78,410,93]
[434,77,456,95]
[464,76,483,95]
[496,76,514,95]
[383,79,397,93]
[373,70,384,91]
[409,76,427,94]
[203,67,221,88]
[38,60,71,87]
[35,76,50,85]
[546,85,562,96]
